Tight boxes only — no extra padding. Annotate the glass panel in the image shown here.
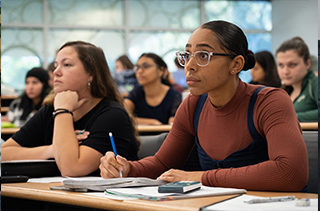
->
[2,0,43,24]
[129,31,192,71]
[48,0,123,27]
[48,29,125,71]
[205,1,272,30]
[247,33,272,53]
[129,0,200,29]
[2,29,43,92]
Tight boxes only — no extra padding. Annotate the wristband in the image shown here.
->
[52,108,73,118]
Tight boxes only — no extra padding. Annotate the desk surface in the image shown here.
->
[300,122,318,130]
[2,182,317,211]
[1,106,9,112]
[1,124,173,135]
[1,95,18,100]
[1,122,317,135]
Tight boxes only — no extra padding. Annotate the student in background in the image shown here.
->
[2,41,139,177]
[249,51,281,88]
[100,20,308,192]
[124,53,182,125]
[47,61,55,89]
[276,37,318,122]
[115,55,134,72]
[2,67,49,127]
[113,55,138,94]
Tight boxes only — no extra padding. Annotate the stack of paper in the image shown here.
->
[103,185,246,201]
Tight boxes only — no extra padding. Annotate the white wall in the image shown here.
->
[272,0,318,57]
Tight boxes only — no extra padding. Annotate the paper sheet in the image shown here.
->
[89,185,246,200]
[201,195,318,211]
[28,176,102,183]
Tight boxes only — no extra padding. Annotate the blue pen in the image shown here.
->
[109,132,123,177]
[78,129,85,135]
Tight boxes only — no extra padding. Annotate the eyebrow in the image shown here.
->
[185,43,215,50]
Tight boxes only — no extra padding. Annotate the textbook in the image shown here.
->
[158,181,201,193]
[50,177,167,192]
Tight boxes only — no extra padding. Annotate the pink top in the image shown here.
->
[128,81,308,191]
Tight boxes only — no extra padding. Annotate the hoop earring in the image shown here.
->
[88,80,91,89]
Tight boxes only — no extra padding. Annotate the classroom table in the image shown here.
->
[1,182,317,211]
[1,106,9,112]
[1,122,317,138]
[0,124,173,137]
[136,124,172,133]
[300,122,318,131]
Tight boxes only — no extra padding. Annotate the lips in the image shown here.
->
[186,76,200,86]
[54,80,62,84]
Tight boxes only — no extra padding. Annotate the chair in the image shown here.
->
[137,132,168,159]
[302,131,318,193]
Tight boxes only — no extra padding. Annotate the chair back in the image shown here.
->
[138,132,168,159]
[302,131,318,193]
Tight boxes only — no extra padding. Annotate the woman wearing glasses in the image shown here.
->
[100,21,308,192]
[124,53,182,125]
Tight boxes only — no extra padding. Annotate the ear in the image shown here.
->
[88,75,93,82]
[229,55,245,75]
[161,67,169,79]
[305,59,311,69]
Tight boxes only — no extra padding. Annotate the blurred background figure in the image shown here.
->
[47,61,55,90]
[2,67,49,127]
[250,51,281,88]
[309,55,318,76]
[276,37,318,122]
[115,55,134,72]
[124,53,182,125]
[112,55,138,95]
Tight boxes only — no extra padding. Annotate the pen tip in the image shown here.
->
[109,132,112,136]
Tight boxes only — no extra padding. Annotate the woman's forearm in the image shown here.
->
[1,139,53,161]
[52,113,80,175]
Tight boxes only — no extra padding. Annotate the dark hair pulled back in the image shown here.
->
[201,20,255,71]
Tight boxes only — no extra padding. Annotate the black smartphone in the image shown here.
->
[1,175,29,183]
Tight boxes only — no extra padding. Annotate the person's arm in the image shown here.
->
[52,91,102,177]
[296,77,318,122]
[126,96,197,178]
[2,106,54,161]
[1,138,54,161]
[296,109,318,122]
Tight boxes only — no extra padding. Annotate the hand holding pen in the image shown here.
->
[99,147,130,179]
[100,132,130,178]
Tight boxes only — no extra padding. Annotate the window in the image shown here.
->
[1,0,272,93]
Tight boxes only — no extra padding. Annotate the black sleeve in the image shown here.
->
[169,90,182,117]
[80,107,138,160]
[12,106,54,147]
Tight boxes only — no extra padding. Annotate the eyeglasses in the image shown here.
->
[176,51,236,67]
[133,64,156,72]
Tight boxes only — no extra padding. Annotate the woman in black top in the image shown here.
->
[2,41,139,176]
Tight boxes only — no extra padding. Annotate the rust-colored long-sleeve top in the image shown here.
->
[128,81,308,191]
